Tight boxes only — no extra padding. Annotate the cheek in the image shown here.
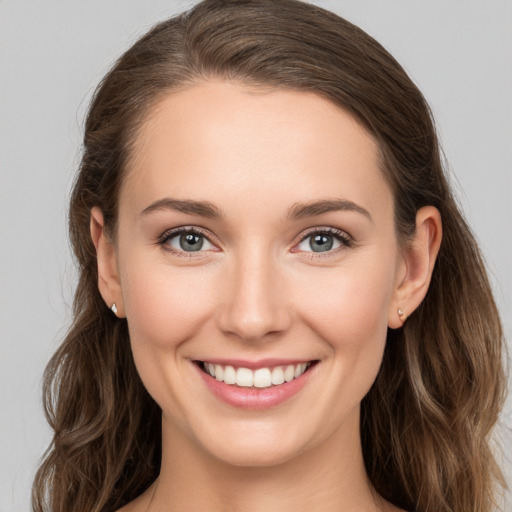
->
[291,257,396,421]
[120,259,220,418]
[295,256,396,353]
[121,261,216,350]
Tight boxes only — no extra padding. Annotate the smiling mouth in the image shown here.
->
[196,361,317,389]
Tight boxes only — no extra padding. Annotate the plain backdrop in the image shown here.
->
[1,1,511,511]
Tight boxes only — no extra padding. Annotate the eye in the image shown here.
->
[159,228,216,253]
[296,229,352,253]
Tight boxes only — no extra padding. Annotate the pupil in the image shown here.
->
[180,233,203,251]
[311,234,333,252]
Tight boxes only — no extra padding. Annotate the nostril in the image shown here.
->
[216,310,292,343]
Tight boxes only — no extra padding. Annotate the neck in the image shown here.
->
[143,409,387,512]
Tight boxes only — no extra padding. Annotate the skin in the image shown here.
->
[91,81,441,511]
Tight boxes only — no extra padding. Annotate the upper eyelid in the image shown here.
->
[158,225,216,242]
[300,226,348,235]
[296,226,352,242]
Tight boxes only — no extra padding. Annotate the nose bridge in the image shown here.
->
[217,245,290,341]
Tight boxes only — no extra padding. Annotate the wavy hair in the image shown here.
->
[32,1,506,511]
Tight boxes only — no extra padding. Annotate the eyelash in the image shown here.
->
[295,227,354,255]
[157,226,217,258]
[156,226,354,257]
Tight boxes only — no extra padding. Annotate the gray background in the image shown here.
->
[1,1,511,510]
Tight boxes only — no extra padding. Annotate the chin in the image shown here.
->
[209,439,304,468]
[191,418,320,469]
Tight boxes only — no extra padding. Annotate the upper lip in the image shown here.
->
[194,358,316,370]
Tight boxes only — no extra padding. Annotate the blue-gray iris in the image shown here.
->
[180,233,204,251]
[311,234,333,252]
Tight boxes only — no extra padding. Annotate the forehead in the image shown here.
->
[121,80,391,219]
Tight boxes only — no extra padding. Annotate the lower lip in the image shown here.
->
[195,363,315,410]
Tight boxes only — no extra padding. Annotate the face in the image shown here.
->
[114,81,405,467]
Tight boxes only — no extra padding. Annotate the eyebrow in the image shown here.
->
[287,199,372,222]
[139,198,223,219]
[139,197,372,222]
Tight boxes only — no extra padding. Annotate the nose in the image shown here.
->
[216,250,291,342]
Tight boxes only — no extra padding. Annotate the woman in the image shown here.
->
[32,1,506,511]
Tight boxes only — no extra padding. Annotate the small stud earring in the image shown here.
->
[111,303,118,315]
[398,307,406,322]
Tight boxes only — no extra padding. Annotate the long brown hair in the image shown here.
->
[32,1,506,511]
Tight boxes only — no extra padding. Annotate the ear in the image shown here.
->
[388,206,442,328]
[90,206,125,317]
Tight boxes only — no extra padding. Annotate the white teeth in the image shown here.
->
[223,365,237,385]
[284,365,295,382]
[253,368,272,388]
[215,364,224,381]
[203,362,311,388]
[271,366,285,385]
[236,368,254,387]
